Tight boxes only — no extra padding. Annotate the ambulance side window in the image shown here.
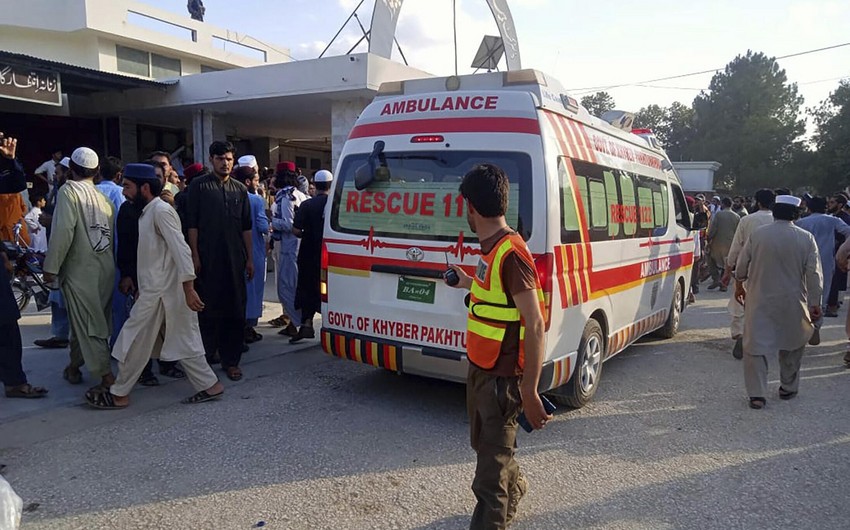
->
[619,172,637,237]
[572,160,610,243]
[558,157,582,244]
[604,171,620,239]
[671,183,692,230]
[635,176,669,237]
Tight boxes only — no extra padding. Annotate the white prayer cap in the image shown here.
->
[59,156,70,168]
[314,169,333,183]
[70,147,98,169]
[776,195,801,207]
[238,155,258,170]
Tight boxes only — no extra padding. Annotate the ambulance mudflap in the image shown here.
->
[321,143,537,383]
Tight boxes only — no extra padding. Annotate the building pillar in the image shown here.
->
[331,98,371,173]
[192,109,224,164]
[118,117,138,163]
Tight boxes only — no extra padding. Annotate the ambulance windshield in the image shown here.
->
[331,150,533,242]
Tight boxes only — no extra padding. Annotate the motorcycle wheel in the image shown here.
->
[11,279,30,312]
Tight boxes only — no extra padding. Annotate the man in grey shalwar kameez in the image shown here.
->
[735,195,823,409]
[43,148,115,390]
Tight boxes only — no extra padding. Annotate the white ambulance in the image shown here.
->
[320,69,694,407]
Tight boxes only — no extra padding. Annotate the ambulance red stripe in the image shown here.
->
[348,117,541,139]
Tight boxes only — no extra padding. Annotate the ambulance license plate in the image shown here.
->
[396,277,436,304]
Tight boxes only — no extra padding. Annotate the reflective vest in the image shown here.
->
[466,232,544,371]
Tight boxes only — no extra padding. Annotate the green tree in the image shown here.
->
[664,102,696,162]
[688,51,805,193]
[580,91,616,117]
[811,79,850,191]
[633,103,695,161]
[634,104,666,132]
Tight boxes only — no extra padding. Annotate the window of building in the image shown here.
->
[116,45,150,77]
[151,53,181,78]
[116,45,181,79]
[200,64,222,73]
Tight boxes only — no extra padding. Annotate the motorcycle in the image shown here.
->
[4,222,51,312]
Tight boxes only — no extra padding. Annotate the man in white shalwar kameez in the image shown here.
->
[735,195,823,410]
[85,164,223,409]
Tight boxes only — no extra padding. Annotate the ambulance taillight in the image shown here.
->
[321,242,328,303]
[534,253,554,331]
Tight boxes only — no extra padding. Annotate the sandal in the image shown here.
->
[5,384,48,399]
[748,397,766,409]
[158,364,186,379]
[137,373,160,387]
[62,366,83,385]
[225,367,243,381]
[268,315,288,328]
[244,328,263,344]
[181,390,224,404]
[778,388,797,400]
[278,323,298,337]
[84,388,127,410]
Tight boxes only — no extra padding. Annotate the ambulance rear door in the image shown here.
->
[322,90,547,381]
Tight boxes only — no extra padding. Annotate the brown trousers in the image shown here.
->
[467,364,522,530]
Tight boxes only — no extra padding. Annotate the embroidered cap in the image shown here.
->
[276,161,296,173]
[238,155,258,169]
[314,169,333,183]
[775,195,801,207]
[122,163,159,183]
[59,156,70,168]
[70,147,98,169]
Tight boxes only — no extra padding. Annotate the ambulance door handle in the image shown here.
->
[371,264,444,280]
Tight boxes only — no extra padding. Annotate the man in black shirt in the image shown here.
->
[186,141,253,380]
[0,133,47,398]
[289,170,331,343]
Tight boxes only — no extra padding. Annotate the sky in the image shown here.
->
[141,0,850,117]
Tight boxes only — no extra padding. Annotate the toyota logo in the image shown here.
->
[406,247,424,262]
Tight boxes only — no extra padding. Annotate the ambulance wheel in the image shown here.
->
[656,280,683,339]
[547,319,604,409]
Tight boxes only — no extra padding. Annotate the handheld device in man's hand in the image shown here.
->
[444,252,459,286]
[517,394,556,433]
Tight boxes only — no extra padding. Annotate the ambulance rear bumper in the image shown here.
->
[321,327,468,383]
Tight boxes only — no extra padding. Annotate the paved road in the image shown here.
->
[1,288,848,530]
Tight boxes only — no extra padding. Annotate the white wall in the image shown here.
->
[0,0,290,77]
[0,26,100,69]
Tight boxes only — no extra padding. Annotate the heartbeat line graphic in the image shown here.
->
[327,227,480,259]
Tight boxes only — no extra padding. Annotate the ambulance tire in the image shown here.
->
[656,280,683,339]
[547,319,604,409]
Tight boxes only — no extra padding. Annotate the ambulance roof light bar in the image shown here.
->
[378,80,406,96]
[503,69,547,87]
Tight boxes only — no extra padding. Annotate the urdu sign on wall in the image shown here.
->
[0,65,61,106]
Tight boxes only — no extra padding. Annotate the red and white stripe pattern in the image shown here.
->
[545,112,598,163]
[607,309,668,356]
[550,355,572,390]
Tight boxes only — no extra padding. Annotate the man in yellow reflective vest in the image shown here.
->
[447,163,551,529]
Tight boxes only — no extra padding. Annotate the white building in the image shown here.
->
[0,0,288,78]
[0,0,433,173]
[0,0,526,173]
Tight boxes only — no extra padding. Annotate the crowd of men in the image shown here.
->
[688,188,850,409]
[0,135,332,407]
[4,135,850,526]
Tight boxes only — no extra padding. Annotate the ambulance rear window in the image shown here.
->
[331,150,533,242]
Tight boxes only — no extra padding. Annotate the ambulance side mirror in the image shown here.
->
[354,163,375,190]
[354,140,389,190]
